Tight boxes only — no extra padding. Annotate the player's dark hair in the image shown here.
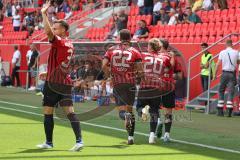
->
[53,20,69,31]
[160,39,169,50]
[149,38,161,52]
[119,29,131,42]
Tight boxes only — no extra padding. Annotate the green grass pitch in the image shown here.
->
[0,87,240,160]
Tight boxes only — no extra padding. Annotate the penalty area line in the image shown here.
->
[0,104,239,154]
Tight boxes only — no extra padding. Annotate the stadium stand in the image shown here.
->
[84,2,240,43]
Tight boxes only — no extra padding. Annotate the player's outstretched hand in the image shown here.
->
[41,1,51,14]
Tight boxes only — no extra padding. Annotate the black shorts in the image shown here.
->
[161,91,175,108]
[137,96,161,114]
[137,90,175,110]
[113,83,135,106]
[42,81,73,107]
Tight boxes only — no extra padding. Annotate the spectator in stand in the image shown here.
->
[162,0,172,12]
[47,1,56,23]
[11,2,17,17]
[11,45,21,87]
[13,10,21,31]
[107,10,128,40]
[6,2,12,17]
[153,8,170,25]
[192,0,203,12]
[115,10,128,32]
[216,0,227,10]
[137,0,144,15]
[35,16,44,30]
[168,9,177,25]
[176,7,187,23]
[152,0,163,25]
[202,0,213,10]
[24,12,35,34]
[64,7,73,20]
[144,0,154,15]
[160,8,170,25]
[133,20,149,40]
[186,6,202,23]
[153,0,162,13]
[58,0,69,13]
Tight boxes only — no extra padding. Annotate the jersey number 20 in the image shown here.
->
[144,56,163,74]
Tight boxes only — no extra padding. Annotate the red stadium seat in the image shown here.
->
[231,36,238,42]
[173,37,181,43]
[145,15,152,25]
[194,36,202,43]
[216,36,223,41]
[201,36,208,43]
[181,37,188,43]
[187,37,194,43]
[215,22,222,31]
[208,36,216,43]
[229,22,237,32]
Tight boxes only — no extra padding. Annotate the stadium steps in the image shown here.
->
[186,85,239,113]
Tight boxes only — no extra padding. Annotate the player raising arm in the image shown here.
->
[102,29,144,145]
[36,1,83,152]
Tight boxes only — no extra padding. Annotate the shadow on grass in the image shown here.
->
[14,148,66,154]
[0,152,189,159]
[86,144,129,149]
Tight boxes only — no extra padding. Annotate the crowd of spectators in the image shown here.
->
[106,0,228,40]
[136,0,229,26]
[0,0,92,35]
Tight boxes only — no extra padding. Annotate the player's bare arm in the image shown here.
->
[102,58,111,79]
[41,1,54,41]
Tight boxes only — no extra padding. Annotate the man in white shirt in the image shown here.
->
[168,9,177,25]
[153,0,162,13]
[13,10,21,31]
[11,45,21,87]
[11,3,16,17]
[214,40,240,117]
[202,0,213,10]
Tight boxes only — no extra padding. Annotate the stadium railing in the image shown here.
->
[186,33,240,114]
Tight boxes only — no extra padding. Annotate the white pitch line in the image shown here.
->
[0,104,240,154]
[0,100,38,109]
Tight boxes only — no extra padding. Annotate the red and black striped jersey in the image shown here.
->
[104,45,142,86]
[46,35,74,85]
[141,51,173,91]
